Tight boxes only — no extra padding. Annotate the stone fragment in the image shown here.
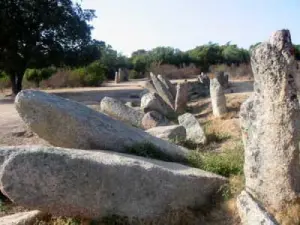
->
[157,74,177,98]
[141,111,170,130]
[178,113,207,144]
[146,125,186,142]
[100,97,144,128]
[0,210,44,225]
[175,82,189,114]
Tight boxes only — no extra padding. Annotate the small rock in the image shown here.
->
[0,210,44,225]
[146,125,186,142]
[100,97,144,128]
[142,111,170,129]
[178,113,207,144]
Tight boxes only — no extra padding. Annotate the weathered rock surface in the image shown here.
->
[157,74,177,98]
[240,30,300,211]
[175,82,188,114]
[15,90,188,162]
[187,81,209,100]
[0,146,227,220]
[237,191,278,225]
[0,210,44,225]
[178,113,207,144]
[210,78,227,117]
[100,97,144,128]
[150,72,174,108]
[146,125,186,141]
[143,80,157,94]
[142,111,170,129]
[141,93,175,118]
[216,71,229,88]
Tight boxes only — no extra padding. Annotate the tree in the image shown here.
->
[0,0,96,94]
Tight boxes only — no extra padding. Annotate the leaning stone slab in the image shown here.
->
[150,72,174,108]
[175,82,189,114]
[157,74,177,98]
[240,30,300,211]
[210,78,227,117]
[100,97,144,128]
[0,146,227,220]
[141,92,176,118]
[146,125,186,142]
[15,90,188,162]
[143,80,157,94]
[0,210,44,225]
[178,113,207,144]
[237,191,278,225]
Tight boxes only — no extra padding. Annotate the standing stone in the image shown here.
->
[239,30,300,213]
[15,90,188,162]
[115,72,120,84]
[237,191,278,225]
[142,111,170,130]
[0,210,44,225]
[150,72,174,108]
[210,78,227,117]
[175,82,189,114]
[100,97,144,128]
[215,71,229,88]
[0,146,227,220]
[157,74,177,98]
[178,113,207,144]
[146,125,186,142]
[141,93,176,118]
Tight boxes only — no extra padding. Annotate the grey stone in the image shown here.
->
[146,125,186,142]
[157,74,177,98]
[150,72,174,108]
[216,71,229,89]
[143,80,157,94]
[210,78,227,117]
[100,97,144,128]
[141,92,175,118]
[175,82,189,114]
[0,146,227,220]
[178,113,207,144]
[15,90,188,162]
[114,72,119,84]
[142,111,170,130]
[0,210,44,225]
[240,30,300,211]
[237,191,278,225]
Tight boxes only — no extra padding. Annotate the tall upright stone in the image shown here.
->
[239,30,300,214]
[157,74,177,98]
[210,78,227,117]
[175,82,188,114]
[114,72,120,84]
[150,72,174,108]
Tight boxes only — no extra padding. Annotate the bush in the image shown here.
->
[0,72,10,91]
[24,67,56,87]
[128,70,141,79]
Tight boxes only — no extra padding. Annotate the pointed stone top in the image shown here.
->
[269,29,292,51]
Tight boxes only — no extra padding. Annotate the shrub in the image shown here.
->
[0,73,10,91]
[24,67,56,87]
[84,61,107,86]
[128,70,141,79]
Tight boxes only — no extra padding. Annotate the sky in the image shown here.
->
[78,0,300,56]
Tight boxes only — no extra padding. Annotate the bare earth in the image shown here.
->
[0,79,253,146]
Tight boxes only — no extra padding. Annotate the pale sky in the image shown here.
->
[78,0,300,56]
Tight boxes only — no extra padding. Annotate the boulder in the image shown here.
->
[0,146,227,220]
[237,191,278,225]
[175,82,189,114]
[142,111,170,130]
[15,90,188,162]
[100,97,144,128]
[146,125,186,142]
[150,72,174,108]
[239,30,300,211]
[157,74,176,98]
[0,210,44,225]
[178,113,207,144]
[141,93,175,118]
[210,78,227,117]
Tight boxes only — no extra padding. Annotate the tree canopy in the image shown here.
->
[0,0,98,94]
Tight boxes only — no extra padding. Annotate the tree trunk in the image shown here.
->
[10,72,24,95]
